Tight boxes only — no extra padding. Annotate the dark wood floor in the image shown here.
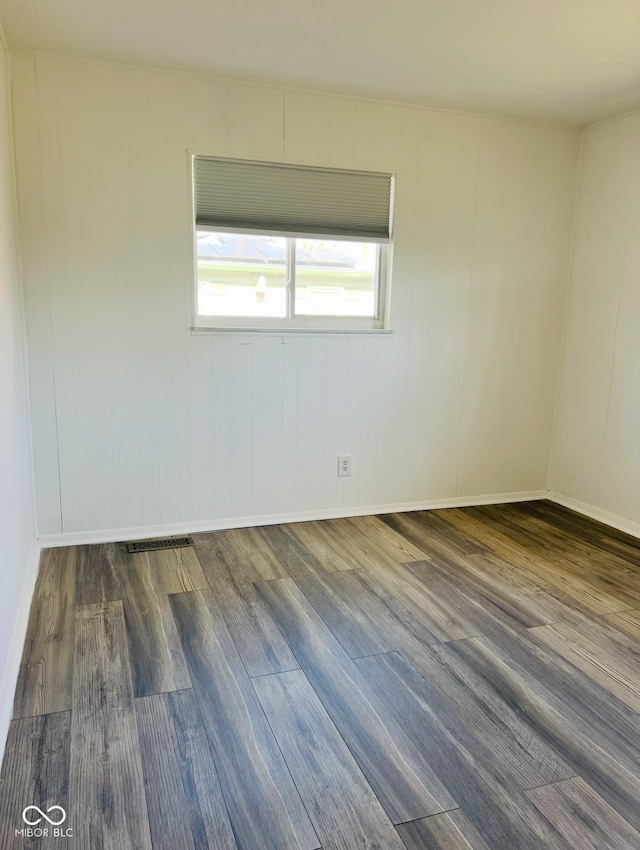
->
[2,501,640,848]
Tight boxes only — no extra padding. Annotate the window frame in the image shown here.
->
[189,152,393,333]
[193,226,389,331]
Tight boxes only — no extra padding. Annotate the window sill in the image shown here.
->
[190,326,393,336]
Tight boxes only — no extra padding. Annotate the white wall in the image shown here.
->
[11,54,580,542]
[551,112,640,534]
[0,38,39,753]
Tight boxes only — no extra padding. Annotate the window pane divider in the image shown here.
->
[287,238,296,318]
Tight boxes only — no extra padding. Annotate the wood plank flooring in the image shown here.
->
[2,500,640,848]
[135,689,236,850]
[169,589,319,850]
[12,547,76,718]
[69,601,152,848]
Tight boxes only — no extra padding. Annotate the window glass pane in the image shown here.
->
[294,239,378,317]
[197,231,287,318]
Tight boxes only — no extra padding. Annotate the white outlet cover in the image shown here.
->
[338,455,352,477]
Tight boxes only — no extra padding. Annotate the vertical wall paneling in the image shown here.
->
[99,65,143,531]
[357,337,390,508]
[251,337,285,516]
[459,121,577,497]
[188,334,215,521]
[35,59,81,532]
[207,79,229,153]
[229,335,253,518]
[10,55,61,533]
[401,111,436,502]
[330,97,374,171]
[281,336,299,514]
[322,337,348,509]
[379,111,421,502]
[552,114,640,528]
[225,83,253,158]
[284,91,333,164]
[212,335,232,518]
[63,62,119,531]
[600,203,640,521]
[0,37,40,760]
[147,75,190,525]
[127,71,162,527]
[458,119,534,496]
[295,335,328,512]
[12,56,581,537]
[342,336,365,509]
[250,87,285,159]
[416,113,481,501]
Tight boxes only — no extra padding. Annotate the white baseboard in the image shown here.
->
[0,540,40,763]
[547,492,640,541]
[38,489,549,548]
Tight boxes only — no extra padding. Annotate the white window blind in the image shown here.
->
[193,156,393,242]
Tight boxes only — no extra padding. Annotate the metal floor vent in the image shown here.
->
[126,536,194,554]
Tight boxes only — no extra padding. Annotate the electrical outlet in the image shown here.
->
[338,455,352,477]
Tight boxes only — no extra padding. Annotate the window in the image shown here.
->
[195,232,382,323]
[192,156,393,330]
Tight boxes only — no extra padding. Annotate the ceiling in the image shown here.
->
[1,0,639,124]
